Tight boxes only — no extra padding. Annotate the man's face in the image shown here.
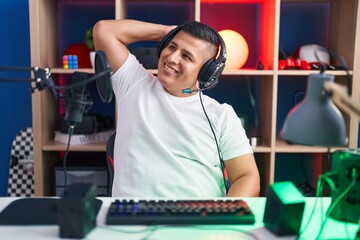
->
[157,31,216,97]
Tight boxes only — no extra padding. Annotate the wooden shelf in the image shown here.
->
[252,145,272,153]
[51,68,95,74]
[29,0,360,196]
[43,141,106,152]
[274,139,347,153]
[277,70,353,76]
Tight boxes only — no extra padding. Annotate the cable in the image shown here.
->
[97,225,261,240]
[300,154,310,182]
[316,175,356,239]
[190,226,260,240]
[319,172,338,193]
[295,197,321,240]
[298,154,316,196]
[314,47,352,96]
[245,75,258,129]
[62,124,75,194]
[52,69,111,91]
[96,225,155,234]
[297,171,339,239]
[296,173,328,239]
[0,66,34,82]
[199,92,228,194]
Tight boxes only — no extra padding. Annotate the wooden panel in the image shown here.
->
[260,0,279,69]
[348,0,360,148]
[258,76,275,148]
[30,0,53,196]
[275,139,346,152]
[28,0,359,197]
[255,153,272,196]
[116,0,126,19]
[43,141,107,151]
[329,0,357,68]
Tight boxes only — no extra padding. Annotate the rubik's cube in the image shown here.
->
[63,55,78,69]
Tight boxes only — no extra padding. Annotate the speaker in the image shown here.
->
[329,149,360,223]
[156,21,226,89]
[263,181,305,236]
[57,183,98,239]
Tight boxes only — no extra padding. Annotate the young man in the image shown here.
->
[93,19,260,198]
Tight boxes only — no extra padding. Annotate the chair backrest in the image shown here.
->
[106,132,116,196]
[8,128,34,197]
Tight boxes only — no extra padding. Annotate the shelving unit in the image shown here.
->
[29,0,359,196]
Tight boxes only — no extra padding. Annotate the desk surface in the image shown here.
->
[0,197,358,240]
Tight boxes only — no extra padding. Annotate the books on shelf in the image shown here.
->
[54,130,115,145]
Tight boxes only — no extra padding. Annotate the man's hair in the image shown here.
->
[179,21,219,49]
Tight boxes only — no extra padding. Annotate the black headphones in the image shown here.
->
[156,23,227,90]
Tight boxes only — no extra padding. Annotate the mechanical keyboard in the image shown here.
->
[106,199,255,225]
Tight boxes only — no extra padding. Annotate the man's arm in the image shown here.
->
[93,19,173,72]
[224,153,260,197]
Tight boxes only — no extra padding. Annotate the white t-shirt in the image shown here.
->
[111,53,253,198]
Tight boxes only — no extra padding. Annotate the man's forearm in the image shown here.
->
[226,174,260,197]
[94,19,168,48]
[93,19,171,72]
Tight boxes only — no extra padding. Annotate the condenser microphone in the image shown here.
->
[65,71,93,125]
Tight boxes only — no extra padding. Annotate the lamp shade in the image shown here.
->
[281,74,347,147]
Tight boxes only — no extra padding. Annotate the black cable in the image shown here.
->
[51,69,111,91]
[199,92,228,194]
[63,124,75,194]
[314,47,352,96]
[245,75,258,129]
[299,154,316,196]
[300,154,310,183]
[0,66,33,71]
[0,78,35,83]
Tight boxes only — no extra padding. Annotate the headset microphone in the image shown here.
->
[182,87,211,94]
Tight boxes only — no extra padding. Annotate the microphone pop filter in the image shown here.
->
[95,50,113,103]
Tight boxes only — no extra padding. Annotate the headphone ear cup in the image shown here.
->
[198,59,225,88]
[198,59,213,85]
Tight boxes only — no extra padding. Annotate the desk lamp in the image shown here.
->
[281,47,360,145]
[280,47,360,225]
[281,73,348,147]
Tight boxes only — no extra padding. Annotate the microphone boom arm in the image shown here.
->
[0,66,56,97]
[0,51,113,102]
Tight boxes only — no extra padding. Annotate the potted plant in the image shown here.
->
[86,28,95,68]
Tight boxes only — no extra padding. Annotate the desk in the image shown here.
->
[0,197,358,240]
